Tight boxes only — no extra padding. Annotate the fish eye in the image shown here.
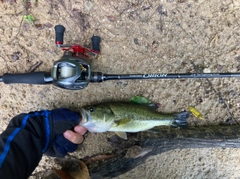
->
[89,107,95,112]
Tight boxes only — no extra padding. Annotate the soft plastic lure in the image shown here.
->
[189,106,203,120]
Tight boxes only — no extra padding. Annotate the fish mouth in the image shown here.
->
[80,108,91,125]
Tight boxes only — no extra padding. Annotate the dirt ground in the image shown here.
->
[1,0,240,178]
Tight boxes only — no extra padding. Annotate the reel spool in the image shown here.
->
[51,52,92,90]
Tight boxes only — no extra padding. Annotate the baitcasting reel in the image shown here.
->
[52,25,100,90]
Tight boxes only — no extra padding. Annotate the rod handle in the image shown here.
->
[2,72,52,84]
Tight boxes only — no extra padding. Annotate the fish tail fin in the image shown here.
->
[171,111,190,127]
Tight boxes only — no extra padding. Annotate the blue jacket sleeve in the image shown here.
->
[0,111,52,179]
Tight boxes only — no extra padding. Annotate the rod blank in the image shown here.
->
[101,73,240,81]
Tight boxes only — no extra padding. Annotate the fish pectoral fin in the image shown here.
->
[115,118,131,126]
[115,131,127,140]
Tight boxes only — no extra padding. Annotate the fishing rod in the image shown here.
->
[92,72,240,81]
[1,71,240,90]
[1,25,240,90]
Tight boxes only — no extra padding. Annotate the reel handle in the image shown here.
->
[55,25,65,45]
[91,36,101,52]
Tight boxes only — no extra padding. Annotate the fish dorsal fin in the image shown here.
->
[130,96,159,111]
[146,103,160,111]
[115,132,127,140]
[130,96,151,104]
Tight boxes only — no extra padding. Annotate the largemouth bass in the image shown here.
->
[80,102,190,139]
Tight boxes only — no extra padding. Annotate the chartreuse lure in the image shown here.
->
[188,106,203,120]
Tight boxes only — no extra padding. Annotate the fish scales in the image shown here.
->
[108,103,176,122]
[108,103,174,132]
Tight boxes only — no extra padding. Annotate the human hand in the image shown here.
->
[63,126,87,144]
[44,108,87,157]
